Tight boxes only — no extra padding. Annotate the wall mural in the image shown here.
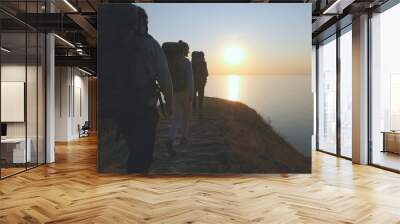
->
[98,3,312,174]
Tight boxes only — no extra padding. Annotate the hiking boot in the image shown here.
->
[166,139,176,158]
[180,136,188,145]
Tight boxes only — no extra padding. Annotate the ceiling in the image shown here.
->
[0,0,394,74]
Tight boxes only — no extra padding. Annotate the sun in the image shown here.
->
[224,47,244,66]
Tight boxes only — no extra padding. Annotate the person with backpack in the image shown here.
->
[191,51,209,118]
[120,6,173,173]
[162,40,194,157]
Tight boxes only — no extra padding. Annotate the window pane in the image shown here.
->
[318,36,337,154]
[340,28,352,158]
[371,3,400,171]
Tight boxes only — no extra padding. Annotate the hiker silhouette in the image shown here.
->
[120,5,173,173]
[192,51,209,117]
[162,40,194,157]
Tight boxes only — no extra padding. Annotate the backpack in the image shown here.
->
[162,42,187,92]
[191,51,207,83]
[191,51,204,62]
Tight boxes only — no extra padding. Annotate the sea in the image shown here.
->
[204,74,313,157]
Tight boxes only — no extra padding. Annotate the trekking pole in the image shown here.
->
[155,83,167,118]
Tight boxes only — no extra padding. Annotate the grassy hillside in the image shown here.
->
[99,97,310,173]
[207,97,310,173]
[151,97,310,174]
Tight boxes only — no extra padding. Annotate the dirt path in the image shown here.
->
[151,102,232,173]
[150,97,310,174]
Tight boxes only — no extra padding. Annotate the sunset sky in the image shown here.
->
[136,3,311,76]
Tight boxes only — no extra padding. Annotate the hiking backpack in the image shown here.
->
[191,51,208,84]
[162,42,187,92]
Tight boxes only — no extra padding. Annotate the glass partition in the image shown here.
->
[0,1,46,179]
[1,31,28,177]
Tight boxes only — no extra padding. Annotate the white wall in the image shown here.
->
[55,67,89,141]
[1,63,46,163]
[55,66,70,141]
[1,65,27,141]
[1,65,38,137]
[70,72,89,139]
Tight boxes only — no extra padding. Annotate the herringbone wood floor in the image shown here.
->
[1,135,400,223]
